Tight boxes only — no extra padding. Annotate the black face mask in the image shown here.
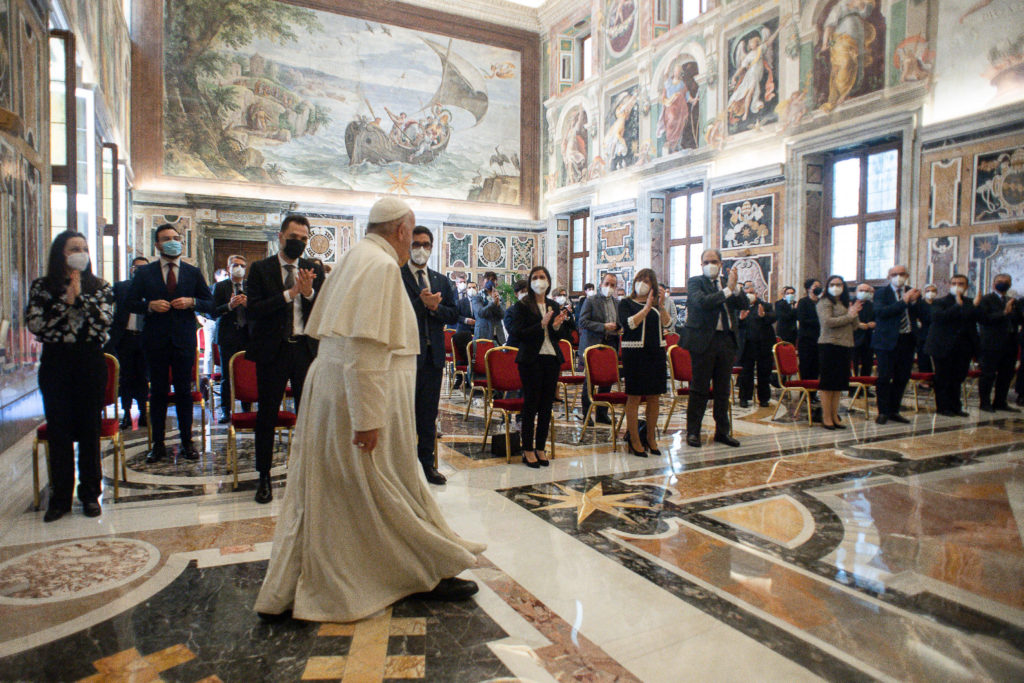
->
[812,286,823,296]
[282,238,306,260]
[995,281,1011,294]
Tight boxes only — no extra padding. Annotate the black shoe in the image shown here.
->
[875,415,889,425]
[981,405,997,413]
[686,433,702,448]
[822,423,837,430]
[536,454,550,467]
[713,433,740,447]
[833,422,847,429]
[759,401,771,408]
[646,444,662,456]
[936,410,956,417]
[255,475,273,504]
[452,377,463,390]
[594,414,612,425]
[954,410,970,417]
[218,413,231,424]
[119,416,133,430]
[994,404,1020,413]
[739,400,749,408]
[627,440,648,457]
[257,609,292,623]
[82,501,101,517]
[145,443,167,463]
[137,414,148,428]
[411,577,479,601]
[181,444,200,460]
[423,465,448,484]
[521,454,541,469]
[43,507,69,523]
[889,414,910,424]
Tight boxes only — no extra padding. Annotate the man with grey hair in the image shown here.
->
[256,197,484,624]
[871,264,920,424]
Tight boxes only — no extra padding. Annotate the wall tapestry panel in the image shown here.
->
[720,194,774,250]
[655,51,701,156]
[929,158,961,229]
[973,146,1024,224]
[726,15,780,135]
[813,0,886,114]
[304,215,354,265]
[604,84,640,172]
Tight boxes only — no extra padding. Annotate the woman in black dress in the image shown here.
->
[507,266,567,468]
[619,269,672,457]
[25,231,114,522]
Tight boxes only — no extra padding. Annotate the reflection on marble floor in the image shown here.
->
[5,378,1024,680]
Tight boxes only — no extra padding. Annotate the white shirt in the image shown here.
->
[279,254,317,336]
[160,256,180,285]
[407,263,431,293]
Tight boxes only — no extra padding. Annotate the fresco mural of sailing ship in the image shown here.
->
[162,0,521,204]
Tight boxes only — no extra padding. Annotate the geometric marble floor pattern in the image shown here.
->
[3,385,1024,681]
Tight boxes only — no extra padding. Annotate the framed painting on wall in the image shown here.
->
[720,194,774,250]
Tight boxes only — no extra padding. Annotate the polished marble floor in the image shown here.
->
[1,381,1023,681]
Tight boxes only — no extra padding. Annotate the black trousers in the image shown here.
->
[415,353,444,468]
[218,341,249,415]
[933,352,971,413]
[148,344,197,447]
[738,339,773,404]
[687,331,736,437]
[916,337,933,373]
[255,340,313,474]
[115,332,148,414]
[875,333,916,416]
[39,343,106,509]
[797,336,819,380]
[853,343,874,378]
[979,340,1018,408]
[519,355,561,451]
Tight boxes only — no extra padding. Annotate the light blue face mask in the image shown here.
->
[784,294,795,304]
[160,239,183,257]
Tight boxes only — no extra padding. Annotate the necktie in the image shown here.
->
[417,270,430,348]
[898,288,911,334]
[166,263,177,296]
[235,283,246,327]
[714,279,729,331]
[284,265,296,333]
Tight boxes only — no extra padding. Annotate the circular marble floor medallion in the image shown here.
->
[0,538,160,605]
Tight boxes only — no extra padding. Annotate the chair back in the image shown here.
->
[212,343,221,368]
[668,345,692,383]
[558,339,575,373]
[773,341,800,378]
[230,351,260,405]
[103,353,119,409]
[584,345,620,388]
[485,346,522,393]
[665,332,680,348]
[469,339,494,375]
[444,328,455,356]
[571,330,579,347]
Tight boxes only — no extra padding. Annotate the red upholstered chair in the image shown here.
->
[771,342,819,426]
[226,351,297,489]
[481,346,536,462]
[32,354,128,508]
[910,371,936,412]
[664,332,680,349]
[580,345,627,447]
[463,339,495,420]
[146,350,207,452]
[662,345,692,431]
[556,339,585,418]
[848,372,877,418]
[449,335,470,399]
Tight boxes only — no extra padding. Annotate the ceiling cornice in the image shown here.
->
[536,0,586,31]
[397,0,544,33]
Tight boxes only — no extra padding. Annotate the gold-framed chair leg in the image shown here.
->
[146,403,152,451]
[229,425,238,489]
[32,438,40,510]
[112,436,120,502]
[502,411,512,464]
[578,404,593,443]
[481,403,494,447]
[200,401,207,453]
[662,396,679,432]
[610,406,621,451]
[463,385,480,419]
[287,428,294,466]
[771,390,785,421]
[913,382,921,413]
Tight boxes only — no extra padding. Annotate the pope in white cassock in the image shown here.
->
[255,197,485,623]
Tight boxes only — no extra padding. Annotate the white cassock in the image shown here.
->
[255,232,485,623]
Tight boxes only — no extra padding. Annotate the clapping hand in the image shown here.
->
[849,299,864,315]
[419,288,442,311]
[644,288,655,310]
[726,268,738,291]
[65,270,81,304]
[541,308,554,326]
[739,309,750,320]
[757,303,765,317]
[229,294,247,309]
[903,287,921,304]
[1006,297,1016,315]
[296,268,315,297]
[553,309,567,330]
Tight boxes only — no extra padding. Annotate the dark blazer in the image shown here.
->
[127,259,214,351]
[976,292,1023,352]
[739,297,777,356]
[916,300,934,346]
[774,299,797,342]
[245,255,325,364]
[871,284,920,352]
[454,295,475,334]
[924,294,978,359]
[212,278,249,351]
[797,297,820,340]
[853,299,875,348]
[506,298,566,366]
[503,304,519,349]
[401,264,459,366]
[683,275,749,354]
[106,278,135,350]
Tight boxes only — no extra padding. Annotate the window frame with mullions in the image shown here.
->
[665,185,706,294]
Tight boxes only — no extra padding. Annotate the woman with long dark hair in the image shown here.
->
[26,231,114,521]
[507,266,566,468]
[619,268,671,457]
[815,275,862,429]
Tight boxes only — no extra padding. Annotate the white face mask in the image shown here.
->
[467,288,477,297]
[891,275,908,288]
[554,296,567,306]
[951,285,964,296]
[924,291,936,302]
[517,291,527,301]
[600,285,613,298]
[66,252,90,272]
[230,265,245,279]
[703,263,720,279]
[586,289,596,297]
[531,279,548,294]
[456,281,466,292]
[410,247,430,266]
[635,282,651,297]
[828,285,844,297]
[746,292,757,303]
[856,290,872,301]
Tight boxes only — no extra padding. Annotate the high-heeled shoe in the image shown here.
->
[833,422,847,429]
[627,440,648,457]
[522,452,540,468]
[536,451,550,466]
[821,423,837,430]
[646,443,662,456]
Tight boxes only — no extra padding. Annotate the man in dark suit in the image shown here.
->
[976,272,1022,413]
[402,226,459,485]
[246,214,326,503]
[127,224,214,461]
[737,281,775,408]
[684,249,748,447]
[774,286,797,343]
[925,274,976,416]
[450,275,475,391]
[871,264,921,424]
[577,272,620,425]
[108,256,150,429]
[212,253,251,423]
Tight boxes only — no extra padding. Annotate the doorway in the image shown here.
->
[212,239,268,277]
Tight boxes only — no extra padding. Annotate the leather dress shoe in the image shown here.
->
[410,577,479,601]
[145,443,167,463]
[218,413,231,424]
[980,405,997,413]
[875,415,889,425]
[713,433,741,447]
[759,401,771,408]
[119,415,133,430]
[137,413,148,427]
[954,410,970,417]
[686,433,702,448]
[422,466,447,484]
[889,414,910,424]
[995,404,1020,413]
[739,400,749,408]
[43,507,69,523]
[83,501,102,518]
[181,443,200,461]
[255,475,273,504]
